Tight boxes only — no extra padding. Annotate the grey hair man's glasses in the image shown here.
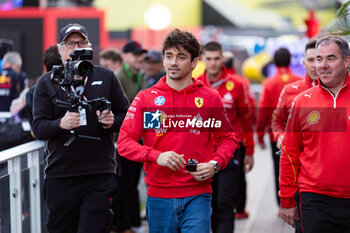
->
[61,40,89,49]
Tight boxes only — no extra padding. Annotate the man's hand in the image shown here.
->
[157,151,186,171]
[277,135,284,150]
[96,110,114,129]
[60,111,80,130]
[244,155,254,172]
[191,163,216,181]
[279,206,299,228]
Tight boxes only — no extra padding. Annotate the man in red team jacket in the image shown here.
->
[257,47,302,205]
[272,39,318,150]
[198,41,254,233]
[279,35,350,232]
[272,39,318,233]
[117,29,237,233]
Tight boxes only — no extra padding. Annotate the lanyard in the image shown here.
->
[124,64,142,91]
[206,74,226,89]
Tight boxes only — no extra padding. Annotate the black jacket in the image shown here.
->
[33,65,129,179]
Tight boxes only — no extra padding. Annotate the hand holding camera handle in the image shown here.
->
[59,111,80,130]
[97,109,114,129]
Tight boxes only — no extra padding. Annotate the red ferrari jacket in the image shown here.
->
[271,74,317,142]
[279,72,350,208]
[198,66,255,156]
[117,77,237,198]
[227,68,256,117]
[257,67,302,143]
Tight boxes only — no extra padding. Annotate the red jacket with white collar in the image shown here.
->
[117,77,237,198]
[271,74,317,142]
[198,66,255,156]
[279,72,350,208]
[257,67,302,143]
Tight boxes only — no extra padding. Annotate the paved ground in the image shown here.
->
[114,140,295,233]
[235,142,294,233]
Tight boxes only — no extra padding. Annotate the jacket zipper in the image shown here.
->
[321,84,347,109]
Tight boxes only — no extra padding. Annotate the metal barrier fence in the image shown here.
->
[0,140,45,233]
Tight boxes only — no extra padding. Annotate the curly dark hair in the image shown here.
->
[162,28,200,61]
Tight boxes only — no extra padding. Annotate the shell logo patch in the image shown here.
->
[195,97,204,108]
[307,111,320,125]
[226,81,234,91]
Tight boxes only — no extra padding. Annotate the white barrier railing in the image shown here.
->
[0,140,45,233]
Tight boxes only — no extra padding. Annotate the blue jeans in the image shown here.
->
[146,193,212,233]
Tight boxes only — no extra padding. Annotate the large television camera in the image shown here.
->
[50,48,112,146]
[51,48,93,88]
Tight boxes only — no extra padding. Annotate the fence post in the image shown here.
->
[8,157,22,233]
[28,151,42,233]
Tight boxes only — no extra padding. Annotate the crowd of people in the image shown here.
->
[0,22,349,233]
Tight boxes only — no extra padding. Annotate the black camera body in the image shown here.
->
[185,159,198,172]
[89,97,112,112]
[51,48,93,88]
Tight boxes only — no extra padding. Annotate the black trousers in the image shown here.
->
[295,191,302,233]
[235,144,247,213]
[113,153,142,230]
[270,141,280,206]
[211,150,240,233]
[44,174,117,233]
[300,192,350,233]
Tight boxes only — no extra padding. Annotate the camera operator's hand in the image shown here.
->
[191,163,215,181]
[60,111,80,130]
[96,110,114,129]
[157,151,186,171]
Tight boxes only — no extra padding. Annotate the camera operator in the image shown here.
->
[32,23,129,233]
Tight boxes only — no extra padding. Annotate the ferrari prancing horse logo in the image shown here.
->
[195,97,203,108]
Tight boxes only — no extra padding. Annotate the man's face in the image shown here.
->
[123,52,144,72]
[316,41,350,90]
[163,46,198,81]
[58,32,90,63]
[144,59,163,77]
[303,48,317,81]
[202,50,223,77]
[99,58,121,72]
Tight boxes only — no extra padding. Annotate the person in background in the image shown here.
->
[25,45,62,127]
[223,50,256,219]
[271,37,318,233]
[198,41,254,233]
[99,48,123,73]
[117,40,147,101]
[272,39,318,150]
[113,40,147,233]
[117,28,237,233]
[0,51,26,111]
[143,49,165,88]
[32,23,129,233]
[257,47,302,206]
[279,35,350,233]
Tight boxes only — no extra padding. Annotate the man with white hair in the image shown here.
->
[0,51,26,111]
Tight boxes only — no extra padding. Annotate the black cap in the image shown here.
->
[122,40,147,54]
[145,50,162,63]
[58,23,88,43]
